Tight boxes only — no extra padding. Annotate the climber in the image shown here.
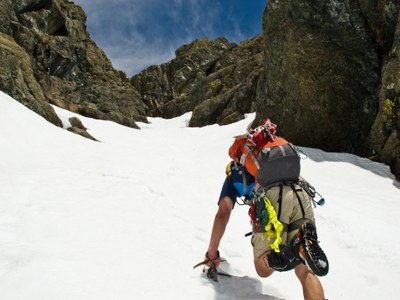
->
[200,118,328,300]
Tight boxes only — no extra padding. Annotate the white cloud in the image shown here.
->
[101,35,178,75]
[72,0,257,76]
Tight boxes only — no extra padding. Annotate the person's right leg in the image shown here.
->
[295,263,325,300]
[254,251,275,277]
[252,233,275,277]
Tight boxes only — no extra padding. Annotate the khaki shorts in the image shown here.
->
[251,184,314,258]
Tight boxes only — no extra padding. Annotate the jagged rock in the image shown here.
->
[68,116,85,129]
[13,0,53,14]
[132,35,264,126]
[67,126,97,141]
[0,0,147,130]
[362,3,400,179]
[67,116,97,141]
[255,0,400,179]
[255,1,380,153]
[67,117,97,141]
[0,33,62,126]
[0,0,17,35]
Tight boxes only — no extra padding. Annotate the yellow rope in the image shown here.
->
[262,197,284,252]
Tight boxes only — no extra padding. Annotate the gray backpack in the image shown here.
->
[256,143,300,187]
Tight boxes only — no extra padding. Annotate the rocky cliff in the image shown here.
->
[0,0,147,129]
[0,0,263,130]
[1,0,399,180]
[255,0,400,180]
[131,35,264,126]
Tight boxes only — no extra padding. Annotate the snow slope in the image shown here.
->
[1,90,400,299]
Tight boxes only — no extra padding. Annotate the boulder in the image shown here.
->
[255,1,379,153]
[255,0,400,179]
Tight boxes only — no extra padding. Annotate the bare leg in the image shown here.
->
[295,264,325,300]
[254,252,275,278]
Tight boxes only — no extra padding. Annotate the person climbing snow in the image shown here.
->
[195,118,329,300]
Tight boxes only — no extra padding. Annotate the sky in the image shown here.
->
[1,90,400,299]
[71,0,266,76]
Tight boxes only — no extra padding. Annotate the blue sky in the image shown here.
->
[72,0,266,76]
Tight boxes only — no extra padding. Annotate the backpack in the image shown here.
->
[228,119,301,188]
[256,143,301,188]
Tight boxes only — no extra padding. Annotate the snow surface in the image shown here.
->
[1,90,400,299]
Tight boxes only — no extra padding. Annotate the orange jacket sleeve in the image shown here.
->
[228,136,247,161]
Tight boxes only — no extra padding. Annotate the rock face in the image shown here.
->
[0,0,147,128]
[0,0,61,126]
[0,32,62,126]
[1,0,399,179]
[131,35,264,126]
[1,0,263,132]
[255,0,400,180]
[364,1,400,180]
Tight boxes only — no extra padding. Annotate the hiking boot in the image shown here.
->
[298,220,329,276]
[268,229,304,272]
[268,250,302,271]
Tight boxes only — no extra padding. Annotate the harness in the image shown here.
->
[249,184,306,232]
[275,182,307,233]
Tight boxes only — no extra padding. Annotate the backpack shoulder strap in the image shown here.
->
[241,144,261,170]
[290,183,306,218]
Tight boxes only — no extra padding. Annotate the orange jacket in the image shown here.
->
[228,135,289,178]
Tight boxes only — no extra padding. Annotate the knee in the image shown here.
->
[254,255,274,278]
[256,266,274,278]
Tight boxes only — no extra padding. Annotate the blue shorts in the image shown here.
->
[219,165,254,208]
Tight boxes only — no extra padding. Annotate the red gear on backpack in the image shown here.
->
[262,119,277,138]
[247,118,277,146]
[248,126,265,145]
